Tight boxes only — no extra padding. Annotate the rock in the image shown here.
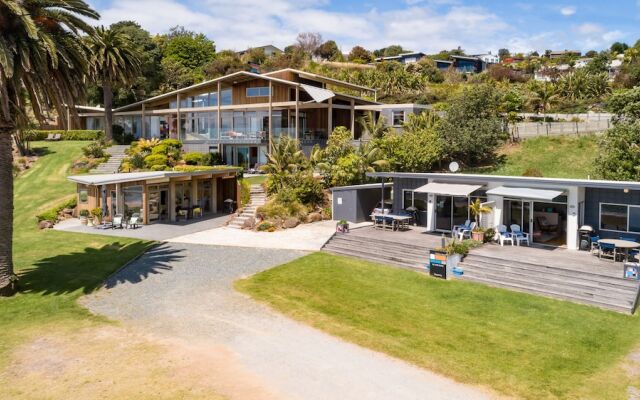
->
[307,212,322,223]
[283,217,299,229]
[38,220,54,230]
[242,217,256,229]
[62,208,74,215]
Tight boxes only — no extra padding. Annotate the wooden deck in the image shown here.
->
[324,224,640,313]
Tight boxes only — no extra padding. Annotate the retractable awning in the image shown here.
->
[486,186,564,201]
[413,182,483,196]
[300,84,335,103]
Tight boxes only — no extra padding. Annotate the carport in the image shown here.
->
[331,183,392,223]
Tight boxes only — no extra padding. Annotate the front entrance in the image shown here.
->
[503,199,567,246]
[148,185,169,222]
[435,195,469,232]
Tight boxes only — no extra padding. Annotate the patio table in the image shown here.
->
[371,214,411,231]
[598,239,640,262]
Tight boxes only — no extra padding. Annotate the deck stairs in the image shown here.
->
[228,184,266,229]
[322,229,640,313]
[89,145,129,174]
[458,253,640,314]
[322,231,433,272]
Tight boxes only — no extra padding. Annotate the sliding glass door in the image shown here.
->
[435,195,470,232]
[504,199,532,234]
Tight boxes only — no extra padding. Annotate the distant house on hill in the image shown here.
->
[237,44,283,58]
[548,50,581,59]
[451,55,487,73]
[374,52,426,64]
[473,53,500,65]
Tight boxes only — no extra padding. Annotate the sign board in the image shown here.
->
[429,250,448,279]
[624,263,640,280]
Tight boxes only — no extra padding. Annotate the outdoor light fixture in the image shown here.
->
[624,188,630,194]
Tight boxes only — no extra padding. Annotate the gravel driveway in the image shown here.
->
[83,243,493,400]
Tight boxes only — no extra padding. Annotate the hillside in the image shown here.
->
[466,135,599,179]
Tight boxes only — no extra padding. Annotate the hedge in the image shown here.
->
[36,197,77,223]
[27,130,104,141]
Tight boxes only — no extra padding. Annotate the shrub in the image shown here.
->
[150,165,168,171]
[113,125,135,145]
[240,179,251,206]
[161,138,182,149]
[171,165,236,172]
[439,239,481,256]
[151,144,169,155]
[25,129,104,141]
[127,152,146,170]
[256,221,275,232]
[183,152,205,165]
[144,154,169,168]
[204,151,224,165]
[82,142,107,158]
[36,197,77,223]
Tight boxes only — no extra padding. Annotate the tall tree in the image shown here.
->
[348,46,373,63]
[85,26,141,140]
[295,32,322,57]
[0,0,99,296]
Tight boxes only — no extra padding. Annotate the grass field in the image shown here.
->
[1,141,152,363]
[467,135,599,179]
[243,174,268,185]
[237,252,640,400]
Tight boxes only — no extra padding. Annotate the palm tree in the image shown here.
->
[260,136,307,193]
[355,142,389,180]
[357,111,390,140]
[528,82,559,122]
[85,26,141,141]
[469,198,492,227]
[0,0,99,296]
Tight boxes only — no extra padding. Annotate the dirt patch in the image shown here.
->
[0,325,281,400]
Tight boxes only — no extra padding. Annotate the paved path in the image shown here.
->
[55,214,229,241]
[83,243,494,400]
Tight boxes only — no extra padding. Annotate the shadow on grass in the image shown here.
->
[19,242,184,296]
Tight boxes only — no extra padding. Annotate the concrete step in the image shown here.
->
[323,247,426,273]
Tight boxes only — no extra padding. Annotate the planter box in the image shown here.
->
[471,231,485,242]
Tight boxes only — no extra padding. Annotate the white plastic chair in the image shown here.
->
[496,224,514,246]
[510,224,530,246]
[457,221,476,240]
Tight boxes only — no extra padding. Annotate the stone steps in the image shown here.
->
[89,145,129,174]
[228,184,266,229]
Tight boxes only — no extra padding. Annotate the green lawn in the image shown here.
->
[1,141,152,367]
[467,135,599,179]
[243,174,268,185]
[237,252,640,399]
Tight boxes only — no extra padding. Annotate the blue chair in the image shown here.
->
[599,242,617,261]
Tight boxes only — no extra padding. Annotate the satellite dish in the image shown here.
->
[449,161,460,173]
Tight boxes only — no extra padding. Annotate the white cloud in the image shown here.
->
[560,6,576,16]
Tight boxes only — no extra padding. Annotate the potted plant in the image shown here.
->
[336,219,349,233]
[79,209,89,225]
[91,207,102,226]
[469,199,492,242]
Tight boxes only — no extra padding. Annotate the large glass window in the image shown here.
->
[123,186,143,219]
[221,89,232,105]
[246,87,270,97]
[600,204,629,232]
[630,207,640,233]
[78,188,88,204]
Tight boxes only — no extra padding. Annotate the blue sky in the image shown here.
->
[87,0,640,54]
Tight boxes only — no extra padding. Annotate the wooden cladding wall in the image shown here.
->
[232,79,290,104]
[264,70,298,83]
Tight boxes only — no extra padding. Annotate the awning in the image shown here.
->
[486,186,564,201]
[413,182,483,196]
[300,84,335,103]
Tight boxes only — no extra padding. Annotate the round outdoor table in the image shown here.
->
[598,239,640,261]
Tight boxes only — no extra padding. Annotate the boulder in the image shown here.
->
[283,217,299,229]
[242,217,256,229]
[38,220,54,230]
[307,212,322,223]
[62,208,74,215]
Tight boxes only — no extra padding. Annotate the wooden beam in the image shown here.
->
[217,81,221,140]
[141,103,146,138]
[295,86,300,140]
[350,99,355,139]
[327,98,333,135]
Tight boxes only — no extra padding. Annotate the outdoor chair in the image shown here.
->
[112,214,124,229]
[192,207,202,218]
[599,242,617,262]
[44,133,55,141]
[457,221,476,240]
[127,213,141,229]
[590,235,600,254]
[52,133,62,141]
[496,225,514,246]
[452,220,471,238]
[510,224,530,246]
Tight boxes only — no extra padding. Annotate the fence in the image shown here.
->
[511,120,611,139]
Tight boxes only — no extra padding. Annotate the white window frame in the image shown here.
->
[599,202,640,234]
[392,110,405,127]
[246,87,270,98]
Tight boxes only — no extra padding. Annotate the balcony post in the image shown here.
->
[350,99,355,139]
[268,80,273,154]
[176,93,181,140]
[217,81,221,140]
[327,97,333,137]
[141,103,146,138]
